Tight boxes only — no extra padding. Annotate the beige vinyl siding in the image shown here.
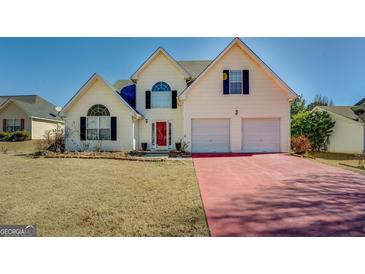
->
[135,51,185,150]
[183,44,291,153]
[31,118,63,139]
[321,109,365,154]
[0,102,31,132]
[64,78,135,151]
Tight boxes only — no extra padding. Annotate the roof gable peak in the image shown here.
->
[178,37,297,100]
[130,47,191,81]
[62,73,141,118]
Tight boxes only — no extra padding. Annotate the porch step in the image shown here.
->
[143,153,169,158]
[137,150,169,154]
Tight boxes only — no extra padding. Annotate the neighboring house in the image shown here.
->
[0,95,64,139]
[62,38,297,153]
[315,98,365,154]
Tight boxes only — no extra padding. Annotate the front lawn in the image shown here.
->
[0,153,209,236]
[0,140,38,153]
[308,151,365,175]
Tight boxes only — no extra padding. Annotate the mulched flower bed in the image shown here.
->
[168,150,191,158]
[32,151,166,162]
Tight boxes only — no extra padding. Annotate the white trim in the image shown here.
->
[150,120,172,150]
[130,47,191,81]
[229,70,243,94]
[178,37,298,100]
[30,116,64,123]
[86,116,111,141]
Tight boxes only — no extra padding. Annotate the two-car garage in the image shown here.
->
[191,118,281,153]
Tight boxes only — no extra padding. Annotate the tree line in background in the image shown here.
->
[290,94,336,153]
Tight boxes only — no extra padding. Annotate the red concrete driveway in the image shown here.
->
[192,153,365,236]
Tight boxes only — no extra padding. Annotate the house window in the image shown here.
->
[151,81,172,108]
[86,105,111,140]
[6,119,21,132]
[229,70,242,94]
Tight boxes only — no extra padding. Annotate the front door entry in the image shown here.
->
[156,122,167,147]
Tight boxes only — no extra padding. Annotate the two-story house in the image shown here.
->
[62,38,297,153]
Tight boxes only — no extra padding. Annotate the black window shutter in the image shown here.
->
[80,117,86,140]
[111,117,117,141]
[223,70,229,95]
[242,70,249,94]
[145,90,151,109]
[172,90,177,109]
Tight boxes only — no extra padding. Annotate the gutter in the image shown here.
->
[30,116,65,123]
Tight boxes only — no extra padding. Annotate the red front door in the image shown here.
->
[156,122,167,146]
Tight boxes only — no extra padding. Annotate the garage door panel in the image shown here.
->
[192,119,230,153]
[242,118,280,153]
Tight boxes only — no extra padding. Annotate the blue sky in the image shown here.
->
[0,37,364,106]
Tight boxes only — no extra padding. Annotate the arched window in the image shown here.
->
[151,82,172,108]
[86,104,111,140]
[152,81,171,92]
[87,104,110,116]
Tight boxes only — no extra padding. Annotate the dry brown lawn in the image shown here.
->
[308,151,365,175]
[0,151,209,236]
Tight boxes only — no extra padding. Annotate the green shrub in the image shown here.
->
[0,131,31,141]
[291,110,335,151]
[11,131,31,141]
[0,132,11,141]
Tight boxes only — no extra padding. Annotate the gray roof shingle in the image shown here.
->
[177,60,212,80]
[0,95,63,121]
[318,105,364,123]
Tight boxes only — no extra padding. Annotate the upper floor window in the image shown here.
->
[152,82,171,92]
[229,70,242,94]
[6,119,21,132]
[86,104,111,140]
[87,104,110,116]
[151,81,172,108]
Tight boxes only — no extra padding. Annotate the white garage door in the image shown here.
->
[192,119,230,152]
[242,118,280,152]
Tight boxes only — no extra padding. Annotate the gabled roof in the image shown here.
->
[0,95,63,122]
[177,60,212,80]
[178,38,298,100]
[130,47,191,81]
[62,73,142,118]
[316,106,365,123]
[113,60,211,90]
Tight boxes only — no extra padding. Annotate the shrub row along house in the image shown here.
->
[61,38,298,153]
[315,98,365,154]
[0,95,64,140]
